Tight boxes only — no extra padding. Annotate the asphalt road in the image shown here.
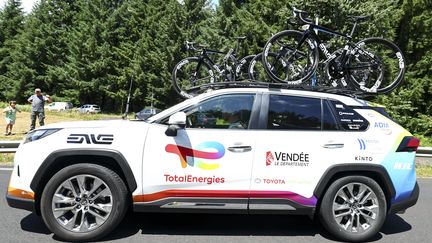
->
[1,169,431,242]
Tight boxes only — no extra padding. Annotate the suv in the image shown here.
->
[135,107,160,120]
[78,104,101,114]
[6,87,419,242]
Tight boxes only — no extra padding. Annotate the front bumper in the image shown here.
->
[388,181,419,214]
[6,194,35,212]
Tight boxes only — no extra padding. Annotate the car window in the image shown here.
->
[267,95,321,130]
[183,94,255,129]
[330,101,369,131]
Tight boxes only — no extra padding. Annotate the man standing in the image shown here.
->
[28,88,52,131]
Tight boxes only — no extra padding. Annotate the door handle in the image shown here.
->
[322,143,344,149]
[227,146,252,153]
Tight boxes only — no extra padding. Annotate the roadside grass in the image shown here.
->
[0,104,122,141]
[416,165,432,178]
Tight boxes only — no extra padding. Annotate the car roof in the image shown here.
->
[148,87,370,122]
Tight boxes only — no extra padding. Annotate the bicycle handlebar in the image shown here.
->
[292,7,314,24]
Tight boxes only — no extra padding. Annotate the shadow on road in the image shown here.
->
[19,212,412,242]
[20,213,51,235]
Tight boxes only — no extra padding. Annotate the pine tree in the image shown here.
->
[0,0,25,100]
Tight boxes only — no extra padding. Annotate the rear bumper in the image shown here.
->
[388,181,419,214]
[6,194,35,212]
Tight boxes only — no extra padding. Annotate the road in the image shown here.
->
[1,170,431,242]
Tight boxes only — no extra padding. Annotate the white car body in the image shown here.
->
[7,87,419,241]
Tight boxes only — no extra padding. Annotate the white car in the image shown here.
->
[7,87,419,242]
[78,104,101,114]
[46,102,73,112]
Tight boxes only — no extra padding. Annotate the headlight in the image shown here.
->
[24,129,62,144]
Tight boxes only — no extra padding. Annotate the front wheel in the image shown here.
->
[319,176,387,242]
[262,30,319,84]
[172,57,215,99]
[40,164,129,241]
[347,38,406,94]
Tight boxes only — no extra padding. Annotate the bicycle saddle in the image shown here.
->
[349,16,370,22]
[234,36,247,40]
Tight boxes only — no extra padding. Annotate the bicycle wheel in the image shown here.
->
[262,30,319,84]
[347,37,406,94]
[172,57,215,99]
[248,52,282,82]
[235,54,255,81]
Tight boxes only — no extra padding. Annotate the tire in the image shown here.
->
[172,57,215,99]
[40,164,129,242]
[248,52,283,82]
[235,54,255,81]
[319,176,387,242]
[262,30,319,84]
[347,38,406,94]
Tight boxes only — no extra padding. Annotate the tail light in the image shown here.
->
[396,136,420,152]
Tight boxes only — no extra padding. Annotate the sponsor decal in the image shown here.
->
[374,122,389,128]
[266,151,274,166]
[335,104,345,109]
[348,124,361,130]
[265,151,310,167]
[165,141,225,170]
[262,178,286,184]
[374,122,392,135]
[393,162,412,170]
[164,174,225,185]
[67,134,114,144]
[355,156,373,162]
[357,138,367,150]
[339,111,354,116]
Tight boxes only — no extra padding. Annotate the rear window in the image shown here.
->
[330,101,369,131]
[267,95,338,131]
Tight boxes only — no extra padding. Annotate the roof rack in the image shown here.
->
[184,81,375,99]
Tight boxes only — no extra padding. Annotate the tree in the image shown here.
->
[0,0,25,100]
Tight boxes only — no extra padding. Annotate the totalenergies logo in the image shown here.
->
[165,142,225,170]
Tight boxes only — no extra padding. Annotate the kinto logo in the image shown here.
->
[67,134,114,145]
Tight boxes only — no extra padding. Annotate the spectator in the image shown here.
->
[28,88,52,131]
[3,101,21,135]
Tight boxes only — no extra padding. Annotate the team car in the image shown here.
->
[6,87,419,242]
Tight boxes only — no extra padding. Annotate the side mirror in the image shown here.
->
[165,112,186,137]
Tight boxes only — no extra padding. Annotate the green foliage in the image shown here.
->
[0,0,430,138]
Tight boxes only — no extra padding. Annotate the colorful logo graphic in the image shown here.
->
[266,151,274,166]
[165,141,225,170]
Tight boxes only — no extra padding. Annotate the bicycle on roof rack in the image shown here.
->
[262,7,406,94]
[172,36,254,99]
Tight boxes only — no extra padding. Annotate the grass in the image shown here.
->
[0,104,122,141]
[416,165,432,178]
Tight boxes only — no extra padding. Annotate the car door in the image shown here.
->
[139,92,259,211]
[249,93,347,213]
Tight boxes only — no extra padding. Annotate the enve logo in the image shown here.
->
[165,142,225,170]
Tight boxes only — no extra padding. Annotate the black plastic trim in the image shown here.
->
[388,182,419,214]
[249,198,315,216]
[314,164,396,200]
[6,195,35,212]
[30,149,137,192]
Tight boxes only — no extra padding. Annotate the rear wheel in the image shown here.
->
[41,164,128,242]
[347,38,406,94]
[262,30,318,84]
[172,57,215,98]
[319,176,386,242]
[249,52,287,82]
